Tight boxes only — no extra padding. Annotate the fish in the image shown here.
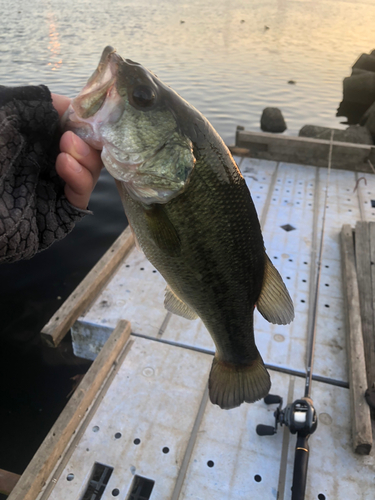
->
[63,46,294,410]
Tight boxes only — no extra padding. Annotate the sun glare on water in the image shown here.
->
[46,13,62,71]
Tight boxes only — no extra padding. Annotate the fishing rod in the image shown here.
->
[256,132,334,499]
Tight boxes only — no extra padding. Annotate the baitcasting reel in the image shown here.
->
[256,394,318,437]
[256,394,318,500]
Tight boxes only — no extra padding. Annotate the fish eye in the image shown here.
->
[132,85,156,108]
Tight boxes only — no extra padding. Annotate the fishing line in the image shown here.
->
[304,131,334,398]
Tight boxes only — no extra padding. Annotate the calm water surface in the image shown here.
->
[0,0,374,475]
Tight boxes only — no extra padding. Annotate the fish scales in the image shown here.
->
[120,150,265,365]
[63,46,294,410]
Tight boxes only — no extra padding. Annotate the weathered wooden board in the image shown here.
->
[340,225,372,454]
[0,469,20,496]
[41,227,134,347]
[8,320,132,500]
[233,129,375,172]
[355,222,375,393]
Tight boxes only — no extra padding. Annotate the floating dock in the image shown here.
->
[6,133,375,500]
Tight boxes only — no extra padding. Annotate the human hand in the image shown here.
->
[52,93,103,210]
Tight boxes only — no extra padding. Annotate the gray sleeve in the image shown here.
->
[0,85,91,263]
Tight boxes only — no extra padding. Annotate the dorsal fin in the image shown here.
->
[257,254,294,325]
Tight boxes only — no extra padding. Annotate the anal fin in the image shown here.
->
[257,254,294,325]
[164,285,198,320]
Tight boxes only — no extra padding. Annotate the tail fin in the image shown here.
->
[208,354,271,410]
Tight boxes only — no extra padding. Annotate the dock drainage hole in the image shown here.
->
[281,224,296,232]
[128,475,155,500]
[67,473,74,481]
[371,200,375,208]
[318,495,326,500]
[162,447,169,454]
[289,259,293,262]
[325,304,330,308]
[254,475,262,482]
[126,264,130,267]
[325,283,329,286]
[112,489,120,497]
[152,270,157,273]
[302,279,307,282]
[301,300,305,303]
[134,438,141,445]
[81,463,113,500]
[207,460,215,467]
[115,433,122,439]
[92,426,100,433]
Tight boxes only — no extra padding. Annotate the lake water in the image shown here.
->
[0,0,375,477]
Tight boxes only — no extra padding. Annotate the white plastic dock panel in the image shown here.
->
[43,338,374,500]
[48,337,212,500]
[71,158,375,383]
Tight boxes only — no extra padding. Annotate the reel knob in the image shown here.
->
[256,424,276,436]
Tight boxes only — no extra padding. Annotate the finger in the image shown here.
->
[51,93,71,118]
[60,131,103,185]
[56,152,96,210]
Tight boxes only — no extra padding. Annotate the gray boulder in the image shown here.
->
[360,101,375,139]
[343,72,375,106]
[353,53,375,73]
[299,124,373,144]
[260,107,287,133]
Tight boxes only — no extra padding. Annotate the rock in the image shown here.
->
[336,100,369,124]
[352,53,375,73]
[260,107,287,133]
[299,124,373,144]
[360,101,375,139]
[343,72,375,106]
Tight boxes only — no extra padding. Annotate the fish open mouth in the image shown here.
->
[72,46,121,119]
[62,46,125,148]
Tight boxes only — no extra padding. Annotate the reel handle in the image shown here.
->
[256,424,276,436]
[264,394,282,405]
[291,434,310,500]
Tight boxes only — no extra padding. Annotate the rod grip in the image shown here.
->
[291,435,310,500]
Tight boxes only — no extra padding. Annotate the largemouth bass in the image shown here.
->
[63,46,294,410]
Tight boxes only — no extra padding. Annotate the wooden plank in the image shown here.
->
[41,226,134,347]
[368,222,375,399]
[8,320,132,500]
[340,225,372,454]
[233,129,375,172]
[355,222,375,393]
[0,469,20,496]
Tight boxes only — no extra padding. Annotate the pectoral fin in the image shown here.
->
[144,204,181,257]
[164,285,198,320]
[257,254,294,325]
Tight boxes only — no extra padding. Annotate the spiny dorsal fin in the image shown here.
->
[257,254,294,325]
[164,285,198,320]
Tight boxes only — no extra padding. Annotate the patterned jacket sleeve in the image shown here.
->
[0,85,90,263]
